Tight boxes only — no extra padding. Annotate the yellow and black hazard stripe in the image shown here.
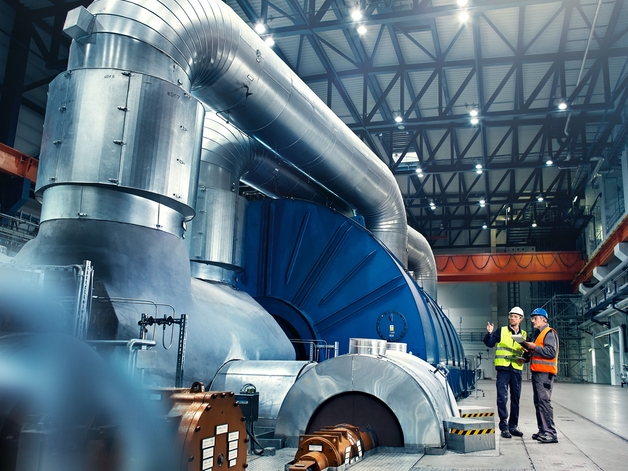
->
[460,412,494,418]
[449,428,495,435]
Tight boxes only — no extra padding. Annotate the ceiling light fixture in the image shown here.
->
[482,222,488,229]
[264,37,275,47]
[532,220,537,228]
[430,201,436,209]
[475,163,483,174]
[537,195,544,202]
[351,10,363,21]
[394,114,403,123]
[457,0,469,6]
[470,117,479,125]
[469,109,478,117]
[357,25,367,35]
[459,11,470,22]
[479,199,486,207]
[546,159,553,166]
[558,102,568,110]
[254,22,267,34]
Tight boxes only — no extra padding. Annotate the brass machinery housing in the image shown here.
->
[289,424,377,471]
[158,383,248,471]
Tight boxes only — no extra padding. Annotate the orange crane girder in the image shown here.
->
[435,252,585,283]
[0,142,38,182]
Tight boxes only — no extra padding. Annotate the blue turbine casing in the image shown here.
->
[238,199,468,395]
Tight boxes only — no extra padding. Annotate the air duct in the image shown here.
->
[195,113,439,293]
[63,0,408,266]
[407,227,438,299]
[189,113,355,284]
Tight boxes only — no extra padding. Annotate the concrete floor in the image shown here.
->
[247,379,628,471]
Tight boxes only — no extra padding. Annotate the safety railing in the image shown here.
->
[290,339,339,362]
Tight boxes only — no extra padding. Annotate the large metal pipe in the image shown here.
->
[63,0,408,266]
[407,227,438,300]
[195,113,437,292]
[201,113,353,210]
[189,113,355,284]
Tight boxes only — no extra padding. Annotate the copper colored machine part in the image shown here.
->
[289,423,377,471]
[161,382,248,471]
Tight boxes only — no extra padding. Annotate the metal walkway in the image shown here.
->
[246,379,628,471]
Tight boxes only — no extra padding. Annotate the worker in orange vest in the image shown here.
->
[521,307,559,444]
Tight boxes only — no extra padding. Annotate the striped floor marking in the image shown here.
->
[449,428,495,435]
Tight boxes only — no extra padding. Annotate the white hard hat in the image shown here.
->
[509,306,524,317]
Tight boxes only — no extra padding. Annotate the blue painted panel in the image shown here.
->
[447,367,463,397]
[239,199,468,390]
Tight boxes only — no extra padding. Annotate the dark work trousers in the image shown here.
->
[532,372,556,437]
[495,368,522,431]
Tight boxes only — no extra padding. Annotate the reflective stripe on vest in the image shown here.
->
[530,326,558,375]
[494,326,526,370]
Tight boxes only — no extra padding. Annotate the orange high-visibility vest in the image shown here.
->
[530,326,558,374]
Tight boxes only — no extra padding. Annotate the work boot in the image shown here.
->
[538,434,558,443]
[509,427,523,437]
[501,430,512,439]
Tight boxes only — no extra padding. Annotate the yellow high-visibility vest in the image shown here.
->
[494,326,526,370]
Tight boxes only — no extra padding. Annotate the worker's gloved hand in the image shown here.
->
[486,322,494,334]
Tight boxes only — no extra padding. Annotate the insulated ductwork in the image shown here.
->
[189,113,355,284]
[407,227,438,300]
[63,0,408,266]
[194,114,439,293]
[201,114,353,209]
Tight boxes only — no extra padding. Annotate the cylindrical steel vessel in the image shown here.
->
[37,68,204,222]
[348,338,387,356]
[209,359,315,427]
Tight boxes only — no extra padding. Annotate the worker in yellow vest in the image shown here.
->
[483,306,527,439]
[521,307,559,444]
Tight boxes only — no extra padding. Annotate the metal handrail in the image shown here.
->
[290,339,339,362]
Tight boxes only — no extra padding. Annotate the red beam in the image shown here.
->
[435,252,585,283]
[571,213,628,287]
[0,142,38,182]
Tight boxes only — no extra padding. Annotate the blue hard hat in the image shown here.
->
[530,307,548,318]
